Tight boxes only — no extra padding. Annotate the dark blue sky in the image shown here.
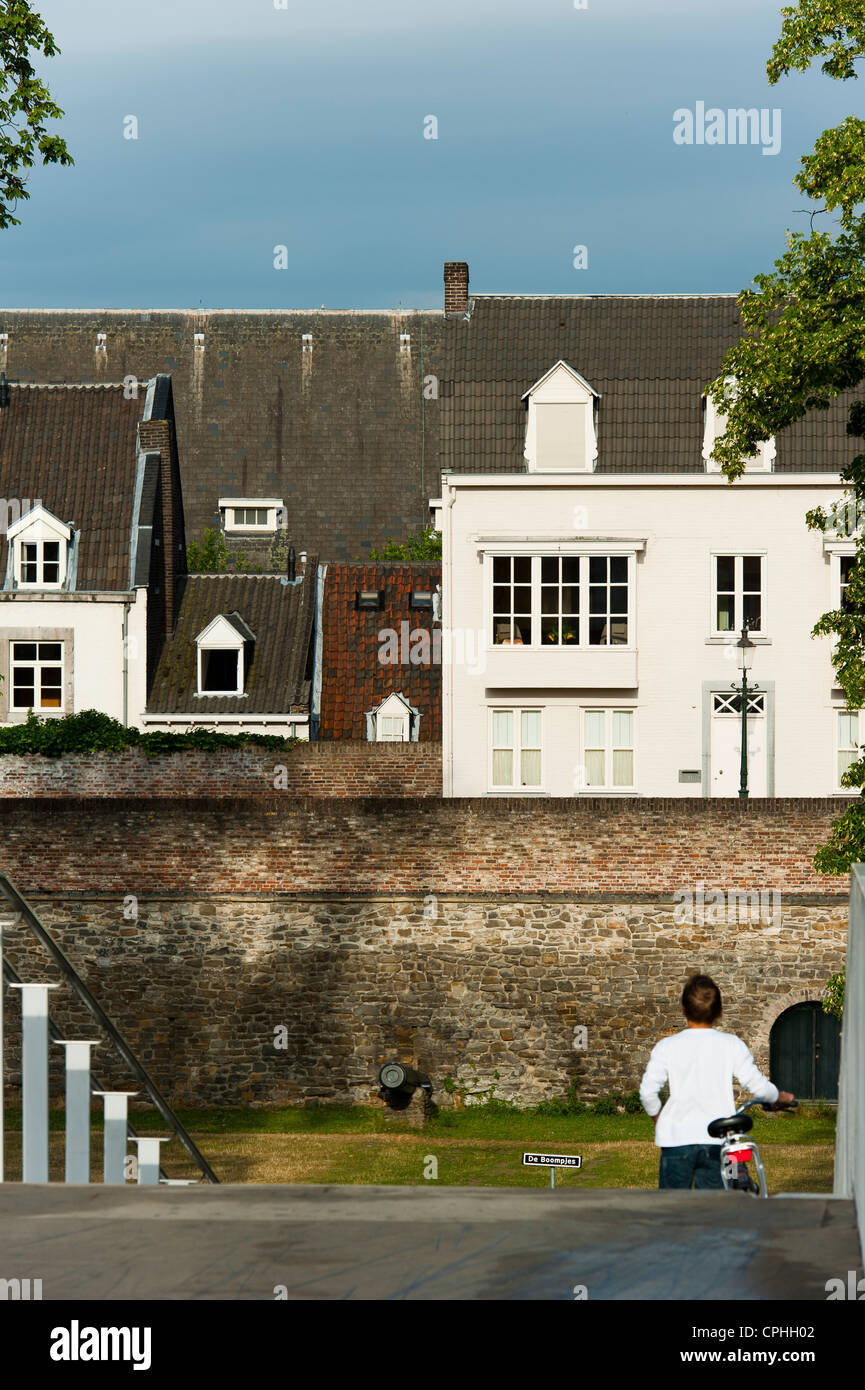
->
[1,0,855,308]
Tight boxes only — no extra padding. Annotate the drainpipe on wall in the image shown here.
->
[122,601,130,727]
[443,483,455,798]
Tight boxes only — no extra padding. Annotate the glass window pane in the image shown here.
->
[589,587,607,614]
[43,542,60,561]
[37,643,61,661]
[42,564,60,584]
[513,585,532,613]
[840,750,856,783]
[716,556,735,590]
[612,710,633,747]
[589,616,606,644]
[839,712,858,748]
[716,595,735,631]
[493,556,510,582]
[541,557,558,583]
[610,585,628,614]
[494,620,512,644]
[585,749,605,786]
[742,595,761,631]
[562,557,580,584]
[513,557,531,583]
[520,749,541,786]
[13,643,37,661]
[492,749,512,786]
[513,617,531,644]
[541,588,559,614]
[12,684,35,708]
[492,711,513,747]
[589,556,606,583]
[562,586,579,614]
[585,710,605,746]
[561,618,578,644]
[742,555,761,589]
[492,586,511,613]
[521,710,542,747]
[612,749,634,786]
[610,556,628,583]
[541,618,559,644]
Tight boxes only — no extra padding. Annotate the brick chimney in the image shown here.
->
[444,262,469,315]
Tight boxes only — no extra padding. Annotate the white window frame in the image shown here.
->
[486,549,636,650]
[580,706,636,792]
[710,552,767,638]
[10,639,65,712]
[488,707,544,791]
[703,380,775,473]
[836,707,861,793]
[219,497,283,534]
[367,691,415,742]
[196,645,243,697]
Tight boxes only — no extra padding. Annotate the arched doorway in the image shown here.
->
[769,1002,841,1100]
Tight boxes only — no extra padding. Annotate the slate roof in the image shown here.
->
[0,383,146,589]
[439,296,855,474]
[147,569,317,714]
[318,563,442,740]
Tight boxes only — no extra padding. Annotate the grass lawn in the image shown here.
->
[2,1103,836,1192]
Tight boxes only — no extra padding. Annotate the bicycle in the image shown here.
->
[707,1097,798,1197]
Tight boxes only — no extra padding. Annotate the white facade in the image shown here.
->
[0,591,148,727]
[438,471,854,798]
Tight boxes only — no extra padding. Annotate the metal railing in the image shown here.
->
[0,873,218,1184]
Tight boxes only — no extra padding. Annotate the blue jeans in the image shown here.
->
[658,1144,724,1190]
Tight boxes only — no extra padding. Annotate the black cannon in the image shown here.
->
[378,1062,432,1108]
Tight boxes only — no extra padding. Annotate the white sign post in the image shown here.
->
[522,1151,582,1189]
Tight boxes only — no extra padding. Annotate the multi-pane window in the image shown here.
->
[490,709,542,788]
[232,508,269,527]
[838,711,860,788]
[583,708,634,789]
[492,557,532,645]
[492,555,631,646]
[378,713,409,742]
[11,641,63,710]
[840,555,856,613]
[714,555,762,633]
[18,539,62,587]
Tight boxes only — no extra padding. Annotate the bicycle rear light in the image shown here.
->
[728,1148,753,1162]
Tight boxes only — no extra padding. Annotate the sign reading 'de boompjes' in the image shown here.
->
[522,1153,582,1168]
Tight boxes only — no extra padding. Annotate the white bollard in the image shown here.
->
[93,1091,137,1185]
[55,1041,100,1183]
[131,1135,172,1185]
[9,983,60,1182]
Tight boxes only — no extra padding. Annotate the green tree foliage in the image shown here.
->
[823,963,845,1020]
[0,1,72,229]
[187,527,254,573]
[706,2,865,870]
[369,527,442,562]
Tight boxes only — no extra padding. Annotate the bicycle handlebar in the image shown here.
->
[740,1097,798,1113]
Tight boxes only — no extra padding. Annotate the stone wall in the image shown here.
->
[0,743,442,800]
[0,798,848,1108]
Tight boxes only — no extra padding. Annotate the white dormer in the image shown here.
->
[366,691,419,742]
[8,505,72,590]
[703,378,775,472]
[523,361,599,473]
[195,612,255,696]
[219,497,284,533]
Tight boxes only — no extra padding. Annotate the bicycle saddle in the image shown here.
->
[707,1112,753,1139]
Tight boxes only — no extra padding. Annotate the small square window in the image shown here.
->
[201,649,240,693]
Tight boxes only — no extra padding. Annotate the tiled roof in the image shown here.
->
[440,296,854,474]
[0,384,145,589]
[319,563,442,740]
[147,568,317,714]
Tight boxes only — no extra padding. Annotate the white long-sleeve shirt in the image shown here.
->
[640,1027,779,1147]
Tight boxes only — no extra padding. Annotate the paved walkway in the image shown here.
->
[0,1185,860,1300]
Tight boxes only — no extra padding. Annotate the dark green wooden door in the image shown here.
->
[769,1002,841,1100]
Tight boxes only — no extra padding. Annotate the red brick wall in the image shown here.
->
[0,743,442,800]
[0,796,849,896]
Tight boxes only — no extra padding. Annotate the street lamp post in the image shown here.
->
[735,628,758,799]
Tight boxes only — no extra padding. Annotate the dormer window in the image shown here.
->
[195,612,255,696]
[366,691,419,742]
[703,379,775,472]
[8,506,71,590]
[523,361,599,473]
[219,498,283,533]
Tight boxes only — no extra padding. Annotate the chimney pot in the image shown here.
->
[444,262,469,315]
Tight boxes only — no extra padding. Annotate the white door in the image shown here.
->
[710,692,767,797]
